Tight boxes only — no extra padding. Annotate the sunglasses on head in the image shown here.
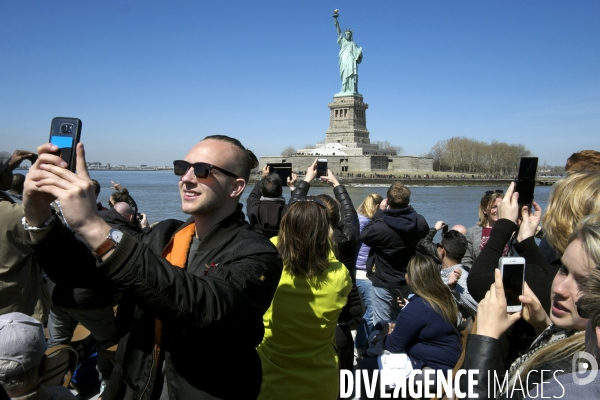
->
[288,196,327,209]
[575,299,590,319]
[485,190,504,195]
[173,160,238,179]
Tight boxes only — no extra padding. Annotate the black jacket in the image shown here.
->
[360,206,429,288]
[246,181,287,239]
[47,208,143,310]
[467,219,559,314]
[27,206,283,400]
[459,334,575,400]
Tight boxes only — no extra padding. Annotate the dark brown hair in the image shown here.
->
[387,182,411,209]
[277,198,332,278]
[565,150,600,172]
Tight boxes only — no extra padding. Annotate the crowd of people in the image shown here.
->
[1,141,600,400]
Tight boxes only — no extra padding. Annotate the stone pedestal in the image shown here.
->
[325,95,373,149]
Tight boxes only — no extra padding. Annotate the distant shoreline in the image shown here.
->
[15,168,559,187]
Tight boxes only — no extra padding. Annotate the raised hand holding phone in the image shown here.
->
[27,143,111,250]
[476,269,522,340]
[498,182,520,223]
[516,201,543,243]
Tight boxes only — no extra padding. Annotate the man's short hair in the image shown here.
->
[441,230,468,262]
[202,135,259,182]
[261,174,282,198]
[565,150,600,172]
[91,179,101,197]
[386,182,411,209]
[10,173,25,195]
[0,313,47,386]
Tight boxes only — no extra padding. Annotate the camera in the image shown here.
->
[60,123,74,134]
[136,213,143,221]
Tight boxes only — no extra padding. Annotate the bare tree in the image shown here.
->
[281,146,296,157]
[375,140,403,155]
[427,137,533,175]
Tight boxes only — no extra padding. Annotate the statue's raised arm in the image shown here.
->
[332,10,362,96]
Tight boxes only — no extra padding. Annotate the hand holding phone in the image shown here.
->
[394,289,409,309]
[475,269,522,339]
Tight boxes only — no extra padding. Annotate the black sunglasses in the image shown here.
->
[575,299,590,319]
[485,190,504,195]
[173,160,238,179]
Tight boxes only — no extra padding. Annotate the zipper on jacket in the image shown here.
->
[139,346,158,399]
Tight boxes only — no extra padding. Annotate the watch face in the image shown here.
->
[109,229,123,243]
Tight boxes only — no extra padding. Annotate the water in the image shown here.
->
[89,171,552,233]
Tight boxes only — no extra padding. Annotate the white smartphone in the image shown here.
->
[499,257,526,313]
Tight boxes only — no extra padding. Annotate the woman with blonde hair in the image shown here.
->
[462,190,505,267]
[354,192,384,357]
[257,197,352,400]
[461,216,600,399]
[541,170,600,259]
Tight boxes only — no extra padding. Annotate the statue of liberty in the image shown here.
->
[333,10,362,96]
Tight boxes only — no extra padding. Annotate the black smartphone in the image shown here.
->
[442,225,448,235]
[514,157,538,206]
[393,288,405,301]
[316,158,328,177]
[49,117,82,172]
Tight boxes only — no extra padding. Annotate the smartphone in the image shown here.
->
[393,288,405,301]
[49,117,82,172]
[316,158,328,178]
[514,157,538,207]
[499,257,526,312]
[442,225,448,235]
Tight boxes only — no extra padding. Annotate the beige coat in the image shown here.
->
[0,196,50,322]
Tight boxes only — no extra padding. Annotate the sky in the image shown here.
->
[1,1,599,167]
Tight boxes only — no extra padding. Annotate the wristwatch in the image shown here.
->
[92,229,123,261]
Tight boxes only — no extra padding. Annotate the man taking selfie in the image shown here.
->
[22,135,283,400]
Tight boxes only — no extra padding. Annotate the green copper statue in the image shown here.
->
[333,9,362,96]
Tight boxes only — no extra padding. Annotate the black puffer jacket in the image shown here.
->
[360,206,429,288]
[27,206,283,400]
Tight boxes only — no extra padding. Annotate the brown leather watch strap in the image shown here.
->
[92,238,116,260]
